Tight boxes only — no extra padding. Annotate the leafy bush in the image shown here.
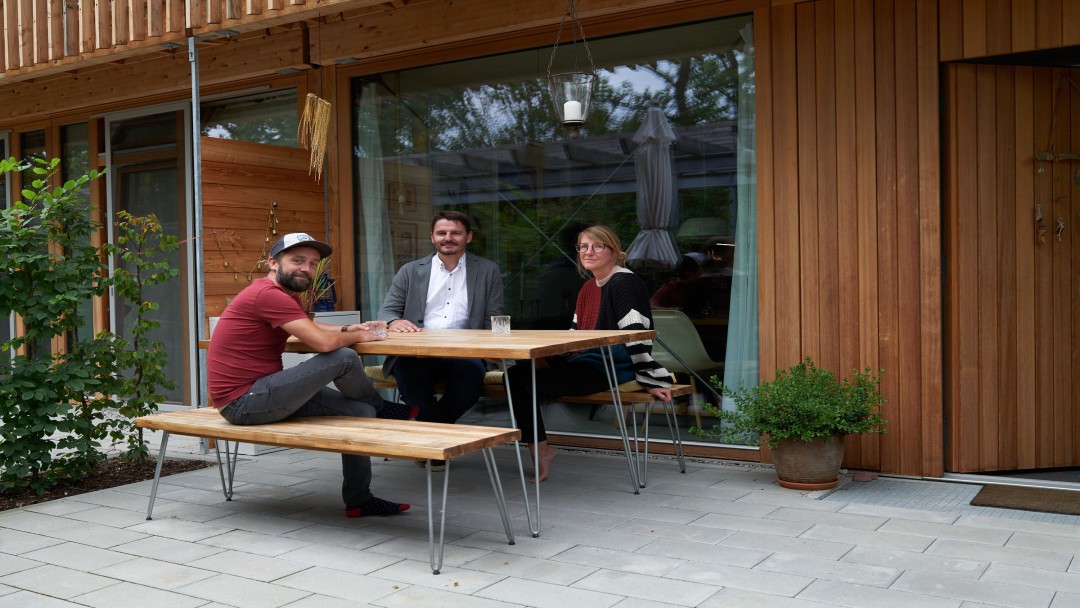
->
[692,357,887,449]
[0,157,177,492]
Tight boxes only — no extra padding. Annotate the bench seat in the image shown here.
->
[135,408,520,574]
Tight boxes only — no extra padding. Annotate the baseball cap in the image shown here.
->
[269,233,333,258]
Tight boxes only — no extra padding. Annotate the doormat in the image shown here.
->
[970,484,1080,516]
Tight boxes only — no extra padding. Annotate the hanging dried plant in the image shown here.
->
[298,93,331,181]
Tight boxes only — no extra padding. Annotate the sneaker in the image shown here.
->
[415,459,446,472]
[345,496,411,518]
[378,402,419,420]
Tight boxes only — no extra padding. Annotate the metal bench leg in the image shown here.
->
[481,447,515,546]
[663,399,687,474]
[603,346,641,493]
[145,431,170,520]
[427,458,452,575]
[638,403,651,488]
[213,439,239,500]
[503,357,541,537]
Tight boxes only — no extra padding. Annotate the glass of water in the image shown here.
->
[364,320,388,339]
[491,315,511,334]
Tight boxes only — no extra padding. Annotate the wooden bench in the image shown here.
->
[365,366,692,490]
[135,408,520,574]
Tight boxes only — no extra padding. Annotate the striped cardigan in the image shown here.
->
[571,268,672,389]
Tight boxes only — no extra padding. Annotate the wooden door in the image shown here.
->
[943,63,1080,472]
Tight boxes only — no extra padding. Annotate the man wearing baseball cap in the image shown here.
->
[207,232,411,519]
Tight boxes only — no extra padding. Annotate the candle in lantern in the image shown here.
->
[563,100,582,122]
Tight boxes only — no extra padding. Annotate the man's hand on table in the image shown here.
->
[387,319,422,333]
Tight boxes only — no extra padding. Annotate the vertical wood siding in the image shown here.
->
[200,137,326,318]
[762,0,942,475]
[944,64,1080,472]
[939,0,1080,60]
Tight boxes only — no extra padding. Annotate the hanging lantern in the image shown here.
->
[546,0,596,139]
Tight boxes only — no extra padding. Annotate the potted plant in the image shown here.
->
[693,357,887,490]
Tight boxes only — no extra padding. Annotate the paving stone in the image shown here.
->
[0,551,43,577]
[665,560,813,597]
[552,545,684,576]
[532,523,655,552]
[797,578,961,608]
[767,507,890,530]
[635,537,769,568]
[364,536,491,568]
[802,523,934,552]
[277,542,403,575]
[197,529,311,557]
[273,565,400,602]
[877,519,1013,545]
[0,529,65,556]
[463,550,595,585]
[757,553,900,587]
[891,569,1055,608]
[573,568,718,606]
[700,587,838,607]
[721,530,853,559]
[186,549,311,582]
[692,512,814,536]
[369,558,504,593]
[0,563,118,599]
[0,589,87,607]
[474,576,623,608]
[1006,532,1080,556]
[926,538,1073,571]
[173,573,310,608]
[73,581,208,608]
[980,562,1080,595]
[92,557,216,590]
[22,542,136,572]
[841,545,987,579]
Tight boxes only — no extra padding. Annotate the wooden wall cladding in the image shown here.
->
[761,0,943,476]
[200,137,326,318]
[943,64,1080,473]
[938,0,1080,61]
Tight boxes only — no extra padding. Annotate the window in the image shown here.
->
[201,88,299,146]
[351,15,758,443]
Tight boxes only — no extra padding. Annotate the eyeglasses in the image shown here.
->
[576,243,608,253]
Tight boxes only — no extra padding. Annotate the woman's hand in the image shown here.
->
[647,387,672,402]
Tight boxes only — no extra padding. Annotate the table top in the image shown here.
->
[200,328,655,360]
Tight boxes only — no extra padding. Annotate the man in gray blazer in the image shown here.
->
[377,211,504,458]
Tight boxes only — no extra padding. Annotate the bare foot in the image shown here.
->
[528,443,557,483]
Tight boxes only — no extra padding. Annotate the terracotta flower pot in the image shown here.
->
[771,434,846,490]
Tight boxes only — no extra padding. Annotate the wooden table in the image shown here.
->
[202,328,655,536]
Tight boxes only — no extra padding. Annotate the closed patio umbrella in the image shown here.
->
[625,105,680,269]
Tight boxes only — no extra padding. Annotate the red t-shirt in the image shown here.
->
[207,277,308,407]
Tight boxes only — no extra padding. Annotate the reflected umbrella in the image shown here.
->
[625,105,680,269]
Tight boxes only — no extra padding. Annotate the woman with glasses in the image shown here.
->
[506,225,672,482]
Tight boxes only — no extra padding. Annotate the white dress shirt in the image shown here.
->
[423,253,469,329]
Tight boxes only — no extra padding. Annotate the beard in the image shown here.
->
[276,267,312,293]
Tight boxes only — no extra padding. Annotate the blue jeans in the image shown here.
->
[219,348,384,508]
[391,356,486,424]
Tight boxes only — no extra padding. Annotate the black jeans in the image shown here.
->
[220,348,385,508]
[505,356,612,443]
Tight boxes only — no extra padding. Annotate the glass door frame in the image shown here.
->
[104,102,197,408]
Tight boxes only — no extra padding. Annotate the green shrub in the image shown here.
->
[692,357,887,449]
[0,157,177,492]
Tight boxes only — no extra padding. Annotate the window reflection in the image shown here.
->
[351,15,757,443]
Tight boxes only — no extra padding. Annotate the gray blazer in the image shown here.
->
[376,252,504,375]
